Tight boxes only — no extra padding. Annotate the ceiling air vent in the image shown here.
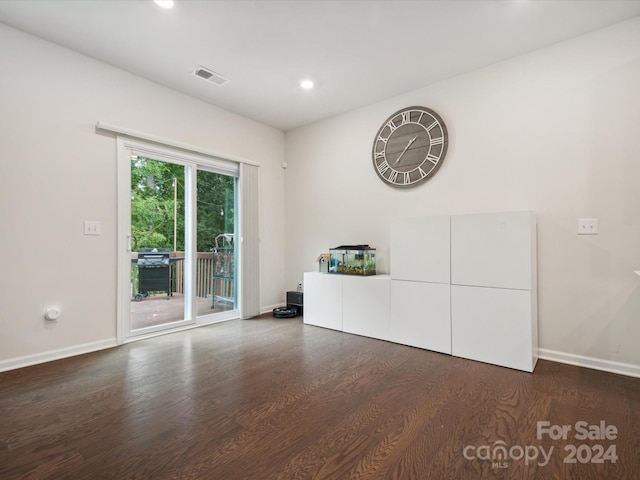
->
[192,66,229,86]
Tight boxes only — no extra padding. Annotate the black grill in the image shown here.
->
[134,248,171,301]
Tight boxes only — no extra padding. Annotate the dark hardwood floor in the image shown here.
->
[1,315,638,479]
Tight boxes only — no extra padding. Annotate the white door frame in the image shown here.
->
[116,137,240,344]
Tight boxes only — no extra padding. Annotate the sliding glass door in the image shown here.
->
[117,138,238,341]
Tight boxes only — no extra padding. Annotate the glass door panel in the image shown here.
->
[129,156,191,333]
[195,169,237,319]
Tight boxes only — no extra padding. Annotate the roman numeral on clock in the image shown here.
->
[377,160,391,175]
[426,154,439,165]
[386,120,398,133]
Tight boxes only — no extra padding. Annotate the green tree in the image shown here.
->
[131,157,185,251]
[130,157,235,252]
[196,170,235,252]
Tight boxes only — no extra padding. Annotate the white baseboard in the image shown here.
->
[539,348,640,378]
[0,338,118,373]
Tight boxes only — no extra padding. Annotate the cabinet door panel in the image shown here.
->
[303,272,342,331]
[390,215,450,283]
[342,276,390,340]
[451,285,534,372]
[451,211,534,290]
[390,280,451,354]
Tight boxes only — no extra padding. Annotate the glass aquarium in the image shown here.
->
[329,245,376,276]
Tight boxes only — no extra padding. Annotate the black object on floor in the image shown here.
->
[272,306,298,318]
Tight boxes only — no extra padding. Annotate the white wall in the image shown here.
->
[0,24,286,368]
[285,17,640,371]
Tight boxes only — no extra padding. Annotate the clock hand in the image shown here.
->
[394,136,417,166]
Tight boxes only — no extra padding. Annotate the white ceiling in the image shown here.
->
[1,0,639,131]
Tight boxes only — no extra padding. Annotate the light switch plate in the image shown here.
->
[84,220,101,235]
[577,218,598,235]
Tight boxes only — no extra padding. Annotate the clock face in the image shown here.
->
[372,106,448,188]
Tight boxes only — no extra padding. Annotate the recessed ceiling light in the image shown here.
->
[154,0,174,9]
[300,79,314,90]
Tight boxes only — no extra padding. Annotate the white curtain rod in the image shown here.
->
[95,121,260,167]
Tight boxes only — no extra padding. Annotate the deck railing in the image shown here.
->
[131,251,232,299]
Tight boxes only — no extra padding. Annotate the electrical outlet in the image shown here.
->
[577,218,598,235]
[84,220,101,235]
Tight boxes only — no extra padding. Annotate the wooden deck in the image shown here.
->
[130,293,233,330]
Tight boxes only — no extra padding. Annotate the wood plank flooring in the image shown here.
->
[1,315,638,479]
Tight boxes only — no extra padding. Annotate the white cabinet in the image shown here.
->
[303,273,390,339]
[450,211,537,372]
[390,215,450,283]
[303,210,537,373]
[343,275,390,340]
[389,214,452,354]
[451,211,535,290]
[389,280,451,354]
[451,285,537,372]
[303,272,342,330]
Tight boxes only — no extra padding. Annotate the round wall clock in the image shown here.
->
[372,106,448,188]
